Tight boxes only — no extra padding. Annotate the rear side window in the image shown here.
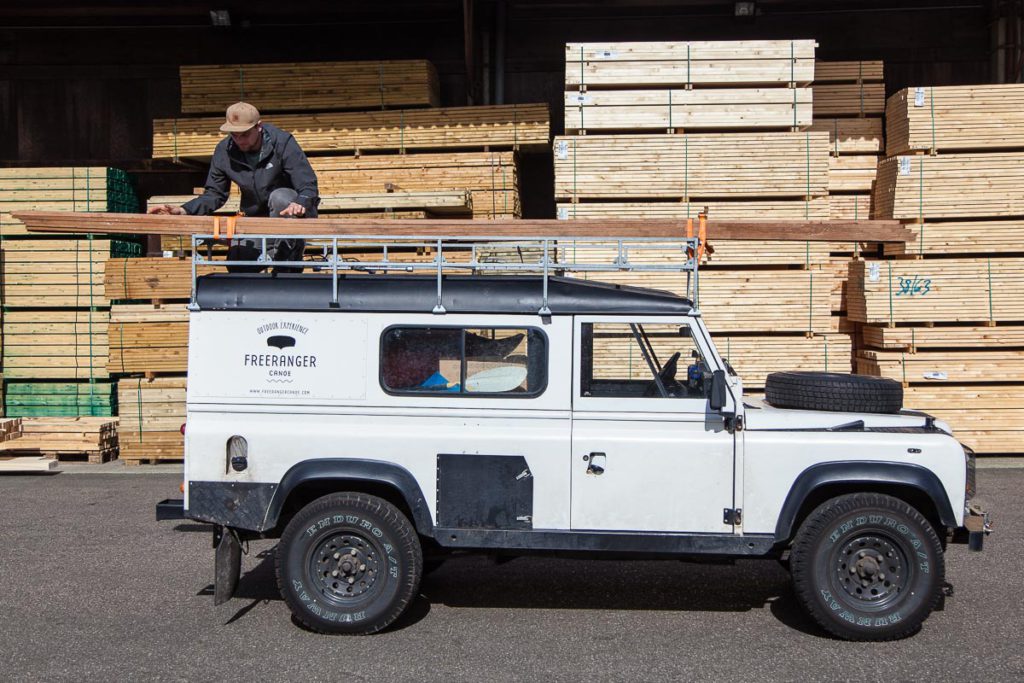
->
[381,327,547,397]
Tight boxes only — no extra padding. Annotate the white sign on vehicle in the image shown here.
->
[188,312,367,402]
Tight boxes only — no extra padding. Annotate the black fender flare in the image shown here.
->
[774,461,958,543]
[264,459,434,537]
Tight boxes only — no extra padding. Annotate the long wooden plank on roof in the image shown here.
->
[553,132,830,200]
[15,211,914,242]
[152,103,550,160]
[565,40,816,87]
[179,60,439,114]
[886,84,1024,155]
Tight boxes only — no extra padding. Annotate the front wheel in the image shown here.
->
[790,492,944,641]
[276,493,422,634]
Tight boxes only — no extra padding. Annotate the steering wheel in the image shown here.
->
[645,351,683,397]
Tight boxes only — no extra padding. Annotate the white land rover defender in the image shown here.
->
[158,233,989,641]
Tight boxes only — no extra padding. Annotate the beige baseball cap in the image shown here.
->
[220,102,260,133]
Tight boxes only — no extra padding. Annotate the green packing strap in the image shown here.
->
[399,109,405,153]
[987,258,995,323]
[791,42,797,128]
[123,256,129,300]
[136,378,143,443]
[929,86,937,152]
[833,119,839,157]
[502,163,508,215]
[858,61,864,117]
[490,154,497,217]
[918,156,925,255]
[901,350,907,385]
[667,89,673,130]
[687,43,691,88]
[512,104,518,148]
[807,271,814,333]
[118,308,126,374]
[572,138,578,209]
[684,135,689,218]
[823,334,829,372]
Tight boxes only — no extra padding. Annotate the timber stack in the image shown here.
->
[556,40,850,390]
[854,83,1024,454]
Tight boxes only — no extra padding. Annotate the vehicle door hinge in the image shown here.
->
[724,508,743,525]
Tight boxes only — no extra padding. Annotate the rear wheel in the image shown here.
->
[276,492,422,634]
[790,492,944,641]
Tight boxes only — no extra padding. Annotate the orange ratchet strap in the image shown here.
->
[211,215,237,239]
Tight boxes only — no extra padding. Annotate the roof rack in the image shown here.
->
[188,233,701,316]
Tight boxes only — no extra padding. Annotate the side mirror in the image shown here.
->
[709,369,729,411]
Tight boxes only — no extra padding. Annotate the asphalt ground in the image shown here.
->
[0,468,1019,682]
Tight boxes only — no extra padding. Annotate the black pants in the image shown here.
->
[226,188,307,273]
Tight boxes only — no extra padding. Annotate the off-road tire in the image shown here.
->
[765,371,903,414]
[276,493,422,634]
[790,493,944,641]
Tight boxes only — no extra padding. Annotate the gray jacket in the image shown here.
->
[183,123,320,218]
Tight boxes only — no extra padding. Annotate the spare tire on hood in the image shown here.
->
[764,371,903,414]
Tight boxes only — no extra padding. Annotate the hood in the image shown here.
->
[743,396,953,434]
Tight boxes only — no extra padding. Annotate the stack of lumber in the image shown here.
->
[0,417,56,473]
[179,60,440,114]
[0,417,118,463]
[105,257,219,301]
[812,60,885,118]
[117,377,185,465]
[2,309,109,380]
[108,304,189,374]
[4,382,115,417]
[857,83,1024,453]
[152,103,550,160]
[0,167,138,237]
[564,40,816,133]
[557,40,848,377]
[0,418,22,441]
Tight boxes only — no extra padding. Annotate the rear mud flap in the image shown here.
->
[213,526,242,606]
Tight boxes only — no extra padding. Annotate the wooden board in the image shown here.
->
[152,103,550,160]
[848,258,1024,324]
[0,456,57,472]
[2,309,110,380]
[4,381,114,417]
[564,88,812,131]
[565,40,816,87]
[862,324,1024,350]
[808,118,884,155]
[118,377,185,464]
[0,166,138,236]
[15,211,913,243]
[148,191,472,216]
[179,60,439,114]
[108,304,189,374]
[903,384,1024,454]
[885,84,1024,156]
[857,348,1024,384]
[882,218,1024,257]
[874,153,1024,220]
[554,132,830,200]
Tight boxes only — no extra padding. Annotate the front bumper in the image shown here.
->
[953,502,991,551]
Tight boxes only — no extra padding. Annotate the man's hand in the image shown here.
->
[148,205,185,215]
[279,202,306,217]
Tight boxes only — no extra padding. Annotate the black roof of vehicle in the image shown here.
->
[195,273,693,315]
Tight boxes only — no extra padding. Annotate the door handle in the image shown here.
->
[584,452,606,475]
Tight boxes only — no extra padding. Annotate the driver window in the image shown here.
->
[580,323,712,399]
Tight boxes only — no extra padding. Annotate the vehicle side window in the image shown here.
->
[580,322,711,399]
[381,326,547,397]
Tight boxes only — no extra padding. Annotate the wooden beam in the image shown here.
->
[12,211,912,243]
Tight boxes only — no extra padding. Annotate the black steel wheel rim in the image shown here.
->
[307,530,385,607]
[831,532,911,610]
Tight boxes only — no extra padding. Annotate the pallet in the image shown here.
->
[885,84,1024,156]
[874,152,1024,220]
[882,218,1024,257]
[108,304,190,374]
[564,87,812,132]
[309,152,519,219]
[903,384,1024,454]
[2,309,110,380]
[564,40,816,88]
[0,167,139,237]
[553,132,830,200]
[152,103,550,160]
[179,60,439,114]
[856,348,1024,384]
[848,258,1024,324]
[148,190,473,216]
[118,377,185,464]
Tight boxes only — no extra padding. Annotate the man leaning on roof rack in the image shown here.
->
[148,101,320,273]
